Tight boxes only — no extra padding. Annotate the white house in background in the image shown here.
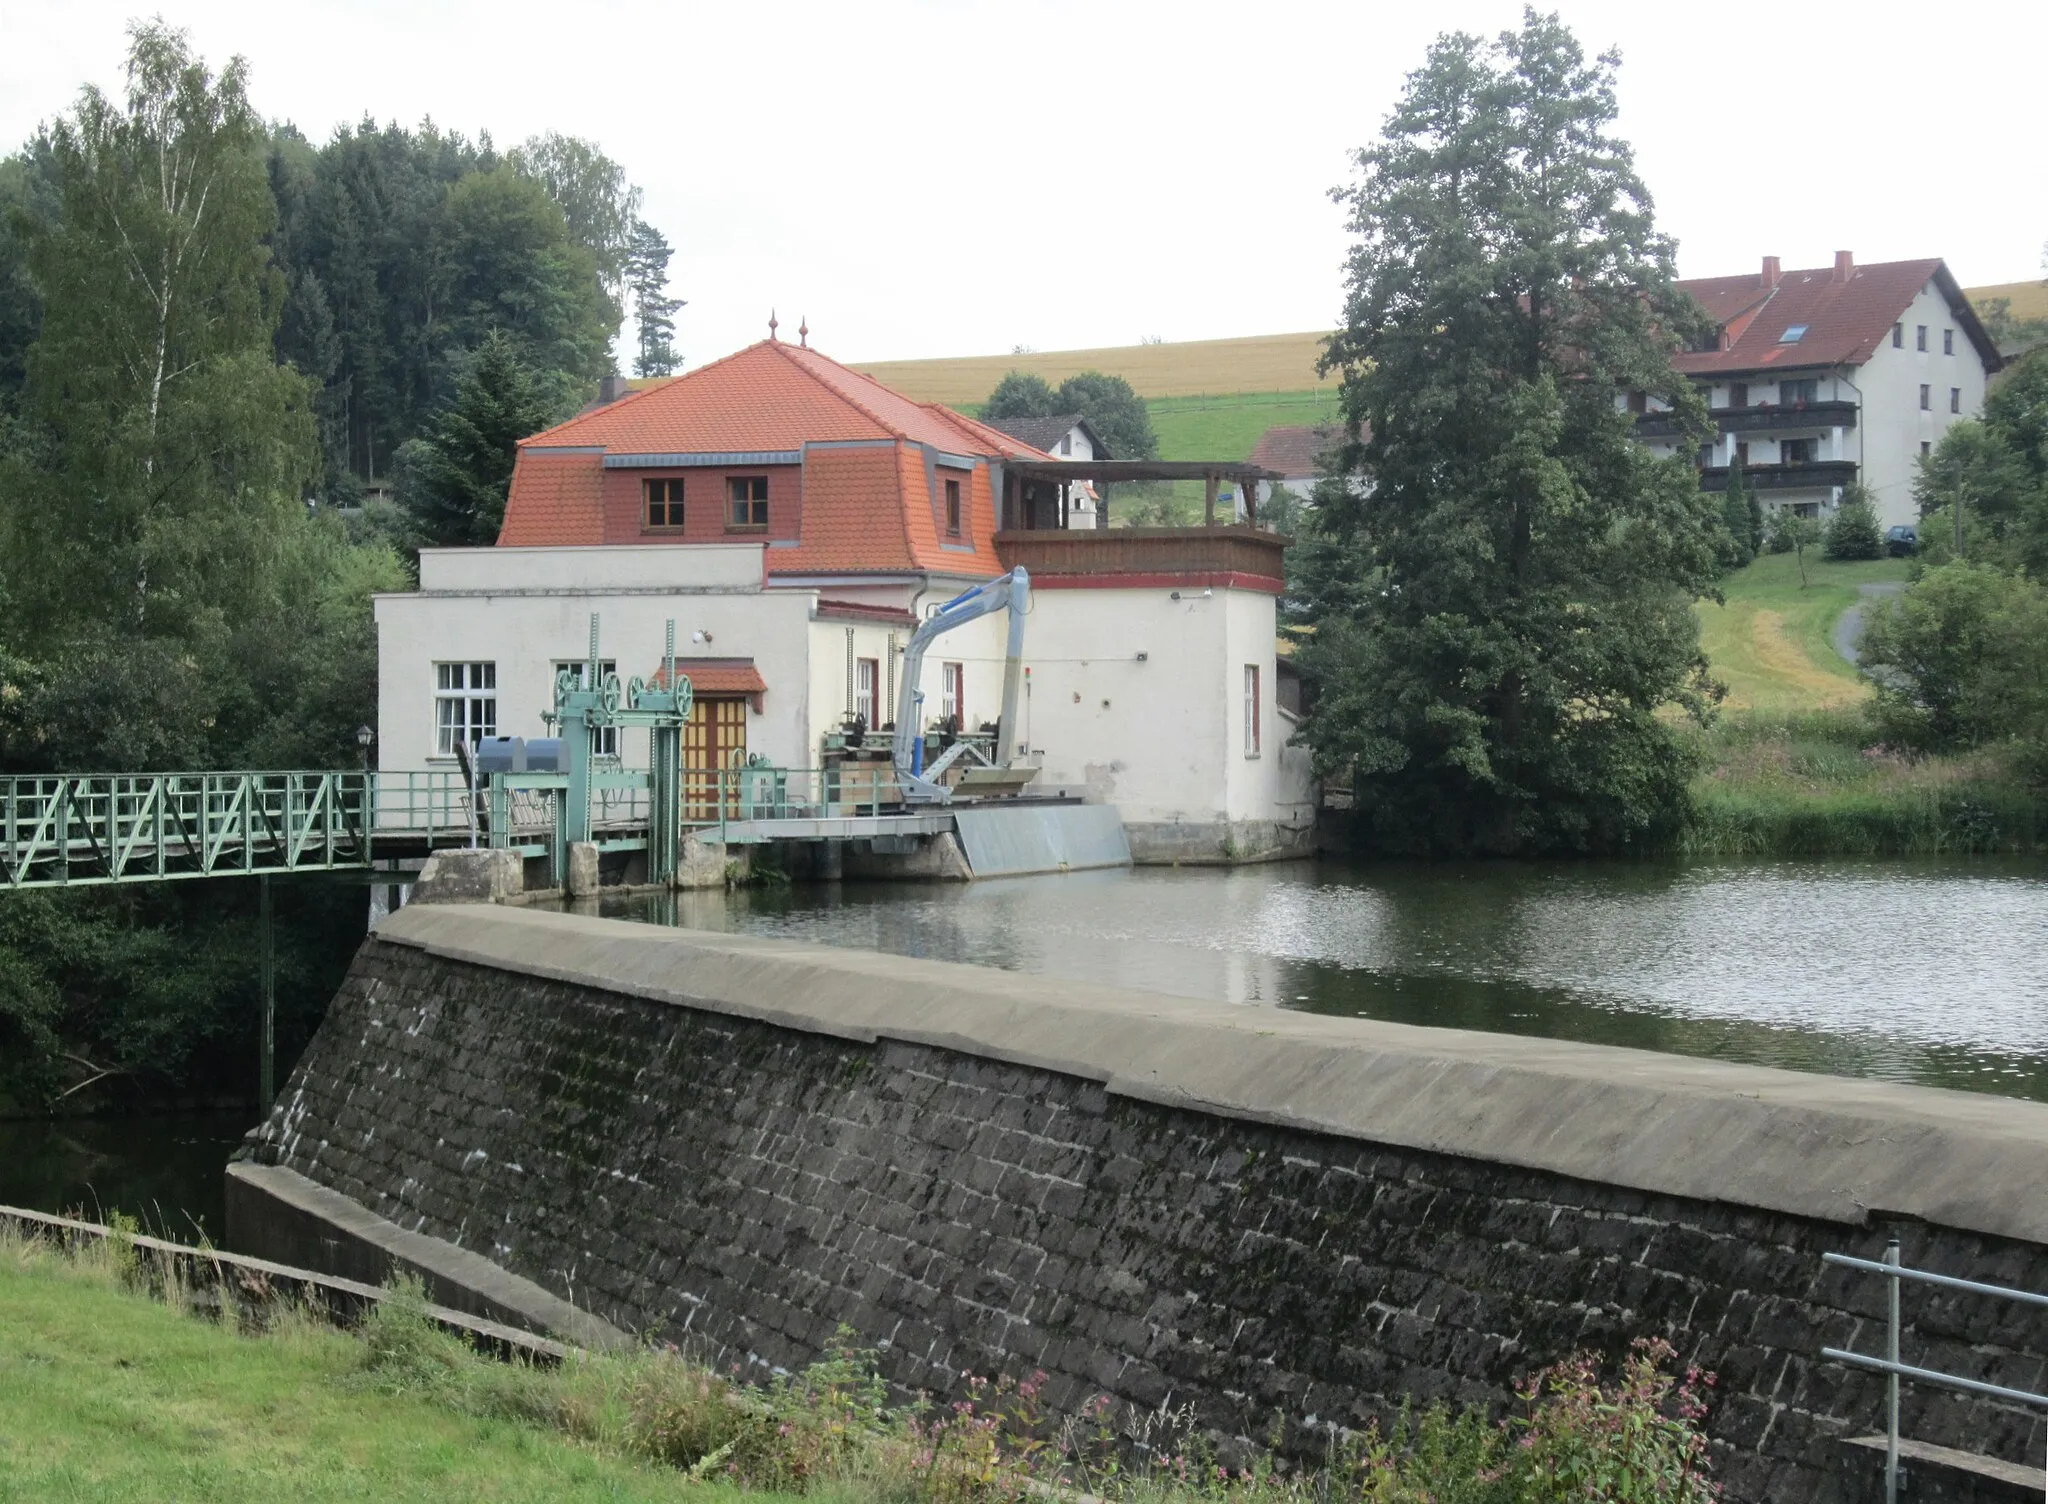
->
[979,414,1107,529]
[1632,253,2003,528]
[373,337,1315,863]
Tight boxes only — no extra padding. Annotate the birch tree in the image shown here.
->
[3,20,315,646]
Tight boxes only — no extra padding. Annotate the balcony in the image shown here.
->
[1698,460,1858,494]
[1637,400,1858,439]
[994,525,1287,585]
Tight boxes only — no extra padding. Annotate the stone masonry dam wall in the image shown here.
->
[231,906,2048,1503]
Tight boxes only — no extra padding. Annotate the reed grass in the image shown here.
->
[1681,710,2045,856]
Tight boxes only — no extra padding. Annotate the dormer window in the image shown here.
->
[1779,324,1808,344]
[944,477,962,536]
[727,476,768,529]
[645,478,685,529]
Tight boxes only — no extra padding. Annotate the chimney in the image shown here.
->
[598,373,630,404]
[1833,249,1854,283]
[1762,255,1782,289]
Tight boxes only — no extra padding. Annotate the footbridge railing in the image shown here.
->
[0,771,374,889]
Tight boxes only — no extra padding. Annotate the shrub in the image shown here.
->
[1502,1338,1719,1502]
[1859,561,2048,750]
[1823,485,1884,560]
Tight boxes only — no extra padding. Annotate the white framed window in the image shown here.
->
[855,657,878,727]
[554,659,619,756]
[1943,328,1955,356]
[434,662,496,756]
[941,662,964,723]
[1243,664,1261,757]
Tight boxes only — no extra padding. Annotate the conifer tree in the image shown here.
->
[624,219,682,377]
[398,330,554,548]
[1720,456,1755,565]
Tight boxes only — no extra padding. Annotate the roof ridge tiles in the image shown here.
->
[771,341,914,442]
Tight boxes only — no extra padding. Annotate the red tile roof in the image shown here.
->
[651,659,769,695]
[1247,424,1346,479]
[1673,256,1999,375]
[815,599,919,627]
[499,341,1046,577]
[497,451,606,547]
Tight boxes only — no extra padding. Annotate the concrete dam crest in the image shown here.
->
[230,905,2048,1503]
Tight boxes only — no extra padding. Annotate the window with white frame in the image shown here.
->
[434,662,496,756]
[941,662,964,724]
[554,659,619,756]
[855,657,878,727]
[1243,664,1261,757]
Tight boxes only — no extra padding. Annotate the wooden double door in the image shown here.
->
[683,697,748,816]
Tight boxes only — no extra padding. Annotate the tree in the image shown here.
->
[624,219,682,377]
[1770,512,1822,584]
[1299,10,1722,855]
[1054,371,1157,461]
[1,19,318,649]
[1719,457,1755,567]
[1914,349,2048,575]
[0,139,61,414]
[1859,561,2048,752]
[508,132,642,319]
[397,330,554,548]
[984,371,1057,421]
[0,25,407,1110]
[1823,483,1884,560]
[438,167,612,411]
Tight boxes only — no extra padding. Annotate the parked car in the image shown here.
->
[1886,525,1918,557]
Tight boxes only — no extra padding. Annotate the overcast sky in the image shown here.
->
[4,0,2044,368]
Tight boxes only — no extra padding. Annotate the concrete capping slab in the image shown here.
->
[1841,1435,2047,1499]
[368,905,2048,1246]
[226,1161,627,1350]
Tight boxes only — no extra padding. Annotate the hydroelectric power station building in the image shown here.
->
[374,333,1316,865]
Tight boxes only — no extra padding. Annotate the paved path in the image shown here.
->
[1833,580,1906,666]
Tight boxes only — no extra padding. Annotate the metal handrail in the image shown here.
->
[1819,1241,2048,1504]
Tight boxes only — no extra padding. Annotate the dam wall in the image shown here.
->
[231,906,2048,1502]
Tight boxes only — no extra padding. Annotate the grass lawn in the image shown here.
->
[1694,552,1910,712]
[0,1249,710,1503]
[1146,389,1340,463]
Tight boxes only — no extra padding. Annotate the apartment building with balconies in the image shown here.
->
[1633,253,2002,527]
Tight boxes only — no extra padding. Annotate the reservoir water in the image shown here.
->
[4,855,2044,1233]
[602,856,2048,1100]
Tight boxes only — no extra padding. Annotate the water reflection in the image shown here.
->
[601,857,2048,1101]
[0,1112,250,1236]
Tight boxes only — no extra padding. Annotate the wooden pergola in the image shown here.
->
[1002,460,1285,530]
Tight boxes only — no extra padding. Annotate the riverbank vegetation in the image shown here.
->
[0,23,676,1110]
[3,1222,1720,1503]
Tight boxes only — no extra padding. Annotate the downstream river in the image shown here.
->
[3,856,2043,1233]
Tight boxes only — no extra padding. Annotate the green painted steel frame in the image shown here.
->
[0,772,372,889]
[545,615,691,886]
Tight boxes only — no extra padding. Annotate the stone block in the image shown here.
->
[405,847,522,905]
[566,841,600,897]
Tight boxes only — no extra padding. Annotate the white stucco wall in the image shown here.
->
[1014,584,1313,833]
[373,547,1316,847]
[375,546,815,775]
[1856,282,1990,528]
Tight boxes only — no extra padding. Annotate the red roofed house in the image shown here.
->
[374,335,1316,865]
[1632,252,2001,528]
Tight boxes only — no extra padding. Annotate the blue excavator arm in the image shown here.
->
[892,567,1030,804]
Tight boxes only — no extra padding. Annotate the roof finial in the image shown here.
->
[798,315,809,349]
[768,309,779,342]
